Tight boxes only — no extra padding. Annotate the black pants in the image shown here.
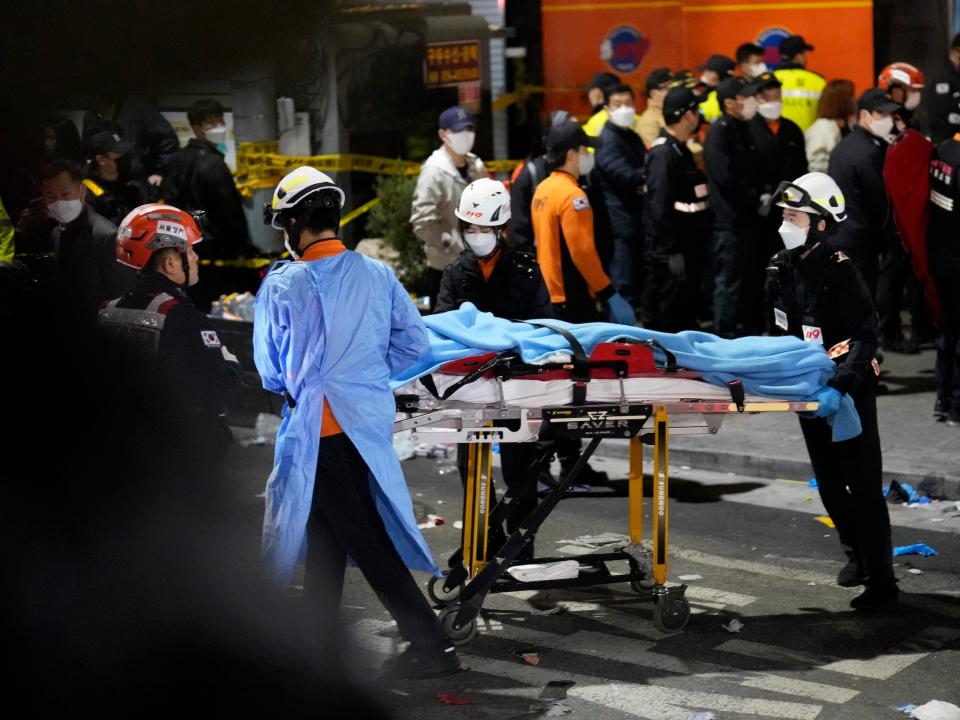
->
[877,240,929,342]
[427,268,444,313]
[645,248,705,333]
[304,433,442,649]
[799,386,895,587]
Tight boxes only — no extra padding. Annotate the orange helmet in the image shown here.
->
[878,62,925,91]
[116,204,203,270]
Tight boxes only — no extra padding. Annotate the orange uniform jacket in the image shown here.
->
[531,170,613,305]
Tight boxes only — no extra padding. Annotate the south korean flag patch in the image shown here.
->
[572,195,591,212]
[201,330,222,348]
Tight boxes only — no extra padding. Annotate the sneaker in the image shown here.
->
[948,412,960,428]
[836,558,866,587]
[850,583,899,611]
[382,642,462,679]
[934,399,948,422]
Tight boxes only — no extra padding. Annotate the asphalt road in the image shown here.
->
[225,433,960,720]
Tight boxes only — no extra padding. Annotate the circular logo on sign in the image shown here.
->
[600,25,651,74]
[756,27,791,68]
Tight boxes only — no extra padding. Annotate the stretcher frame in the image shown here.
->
[395,390,817,641]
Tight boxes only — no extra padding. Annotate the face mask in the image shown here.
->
[609,105,636,128]
[445,130,475,156]
[578,151,595,177]
[284,234,300,261]
[778,220,808,250]
[464,230,497,257]
[757,100,783,120]
[748,62,768,78]
[740,96,758,121]
[905,90,921,111]
[205,124,227,145]
[868,115,895,142]
[47,198,84,225]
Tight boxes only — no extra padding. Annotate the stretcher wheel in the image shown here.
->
[628,559,654,595]
[438,605,478,646]
[653,587,690,633]
[428,574,463,606]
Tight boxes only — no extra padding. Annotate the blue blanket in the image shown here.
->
[392,303,861,441]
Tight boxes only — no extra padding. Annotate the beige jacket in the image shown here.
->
[805,118,842,173]
[410,146,485,271]
[636,103,665,148]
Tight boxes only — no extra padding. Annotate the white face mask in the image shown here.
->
[905,90,921,111]
[740,96,758,121]
[778,219,808,250]
[757,100,783,120]
[747,62,768,78]
[609,105,636,128]
[464,230,497,257]
[205,124,227,145]
[445,130,475,156]
[47,198,84,225]
[868,115,895,142]
[578,151,595,177]
[284,234,300,261]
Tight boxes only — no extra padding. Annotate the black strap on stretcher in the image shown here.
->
[419,353,512,401]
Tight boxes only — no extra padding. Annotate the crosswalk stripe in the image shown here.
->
[684,585,758,607]
[703,672,859,704]
[672,547,840,586]
[715,639,836,668]
[467,656,824,720]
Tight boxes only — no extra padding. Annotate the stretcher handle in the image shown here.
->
[617,338,678,373]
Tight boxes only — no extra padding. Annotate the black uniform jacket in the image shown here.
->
[595,121,646,238]
[509,156,547,252]
[922,62,960,145]
[747,115,808,194]
[827,126,892,260]
[703,113,762,231]
[434,244,553,320]
[767,241,878,396]
[164,139,251,258]
[643,129,714,261]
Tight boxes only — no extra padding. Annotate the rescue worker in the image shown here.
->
[928,132,960,426]
[922,32,960,145]
[255,167,459,679]
[774,35,826,132]
[99,204,240,464]
[879,62,926,131]
[747,72,808,267]
[583,72,621,140]
[736,42,768,82]
[410,106,486,306]
[828,88,901,296]
[704,77,763,337]
[39,159,135,323]
[83,131,149,226]
[767,171,897,610]
[436,178,551,559]
[643,87,713,331]
[164,100,252,259]
[637,67,673,148]
[509,110,574,251]
[595,83,646,304]
[698,55,736,124]
[531,121,635,325]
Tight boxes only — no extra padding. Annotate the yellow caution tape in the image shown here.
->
[339,197,380,228]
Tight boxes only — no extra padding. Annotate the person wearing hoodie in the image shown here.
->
[410,106,486,307]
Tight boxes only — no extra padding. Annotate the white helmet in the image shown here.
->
[263,166,345,230]
[775,171,846,223]
[454,178,511,227]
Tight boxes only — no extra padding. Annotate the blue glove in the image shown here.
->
[809,386,842,418]
[607,292,636,326]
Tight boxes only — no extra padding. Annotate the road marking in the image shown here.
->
[684,585,758,607]
[702,672,859,703]
[673,547,842,586]
[468,656,824,720]
[716,638,836,667]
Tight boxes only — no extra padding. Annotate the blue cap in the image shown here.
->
[439,106,475,132]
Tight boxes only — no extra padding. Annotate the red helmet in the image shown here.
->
[878,62,925,91]
[116,204,203,270]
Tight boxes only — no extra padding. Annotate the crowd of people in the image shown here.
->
[410,32,960,428]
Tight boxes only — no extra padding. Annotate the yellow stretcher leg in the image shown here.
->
[651,405,669,586]
[463,440,494,579]
[628,436,643,544]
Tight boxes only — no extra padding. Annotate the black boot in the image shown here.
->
[382,642,463,679]
[837,556,867,587]
[850,583,899,611]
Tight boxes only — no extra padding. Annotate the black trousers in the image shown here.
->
[798,386,895,587]
[304,433,442,649]
[877,240,928,342]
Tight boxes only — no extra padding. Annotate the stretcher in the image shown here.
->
[393,338,817,643]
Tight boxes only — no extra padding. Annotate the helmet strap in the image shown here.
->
[180,251,190,292]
